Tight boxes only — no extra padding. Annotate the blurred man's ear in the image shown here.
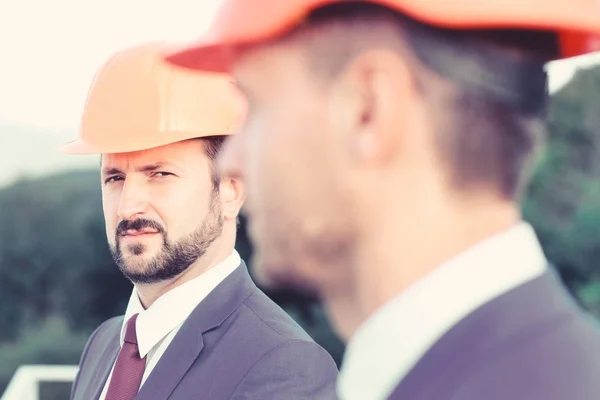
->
[220,177,246,221]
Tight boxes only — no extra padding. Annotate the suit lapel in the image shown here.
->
[80,321,121,400]
[135,324,204,400]
[91,344,120,400]
[135,262,256,400]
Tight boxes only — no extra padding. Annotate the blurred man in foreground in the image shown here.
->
[166,1,600,399]
[62,41,338,400]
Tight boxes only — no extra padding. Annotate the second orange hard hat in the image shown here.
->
[61,41,244,155]
[165,0,600,72]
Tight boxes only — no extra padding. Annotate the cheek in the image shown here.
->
[243,113,291,203]
[101,193,119,242]
[246,106,327,213]
[157,183,213,234]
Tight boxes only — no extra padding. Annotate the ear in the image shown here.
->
[338,50,419,167]
[219,177,245,221]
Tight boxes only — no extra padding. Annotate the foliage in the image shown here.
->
[523,66,600,314]
[0,170,131,342]
[0,315,90,392]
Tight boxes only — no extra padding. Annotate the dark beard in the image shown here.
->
[110,197,223,284]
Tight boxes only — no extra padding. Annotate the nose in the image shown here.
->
[117,179,150,221]
[218,133,244,180]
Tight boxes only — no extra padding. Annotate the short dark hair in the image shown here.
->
[201,135,227,162]
[197,136,241,225]
[196,136,227,189]
[287,2,558,200]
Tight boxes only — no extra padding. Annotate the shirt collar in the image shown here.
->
[121,250,241,357]
[337,222,548,400]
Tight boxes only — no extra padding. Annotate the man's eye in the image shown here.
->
[153,172,173,178]
[104,176,123,184]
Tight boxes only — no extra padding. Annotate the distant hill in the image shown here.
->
[0,124,98,188]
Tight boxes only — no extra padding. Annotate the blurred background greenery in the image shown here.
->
[0,65,599,397]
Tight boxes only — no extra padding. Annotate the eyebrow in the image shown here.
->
[101,162,173,176]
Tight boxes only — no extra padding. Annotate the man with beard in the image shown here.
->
[61,42,338,400]
[166,1,600,399]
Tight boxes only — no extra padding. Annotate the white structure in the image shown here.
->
[1,365,78,400]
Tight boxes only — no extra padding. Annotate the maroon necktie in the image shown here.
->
[105,313,146,400]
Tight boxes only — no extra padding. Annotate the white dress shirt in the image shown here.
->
[337,222,548,400]
[99,250,241,400]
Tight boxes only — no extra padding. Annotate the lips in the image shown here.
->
[121,229,159,237]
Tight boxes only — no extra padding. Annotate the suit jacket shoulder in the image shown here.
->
[132,262,338,400]
[226,288,338,399]
[387,269,600,400]
[241,286,317,343]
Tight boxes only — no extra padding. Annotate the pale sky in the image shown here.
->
[0,0,599,133]
[0,0,222,133]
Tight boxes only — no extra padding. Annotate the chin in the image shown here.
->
[121,249,157,268]
[125,243,160,257]
[121,260,151,276]
[254,253,321,299]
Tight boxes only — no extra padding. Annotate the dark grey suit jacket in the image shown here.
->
[387,269,600,400]
[71,262,339,400]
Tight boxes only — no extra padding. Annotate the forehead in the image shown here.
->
[101,139,207,168]
[232,40,317,98]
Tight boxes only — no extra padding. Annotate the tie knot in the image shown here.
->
[124,313,139,345]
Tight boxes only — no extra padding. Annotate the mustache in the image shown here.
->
[116,218,165,236]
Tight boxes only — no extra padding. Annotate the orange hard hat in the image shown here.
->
[61,41,244,154]
[165,0,600,72]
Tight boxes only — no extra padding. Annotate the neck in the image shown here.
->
[322,193,520,341]
[135,228,237,308]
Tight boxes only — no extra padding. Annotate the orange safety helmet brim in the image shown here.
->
[165,0,600,73]
[62,41,245,155]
